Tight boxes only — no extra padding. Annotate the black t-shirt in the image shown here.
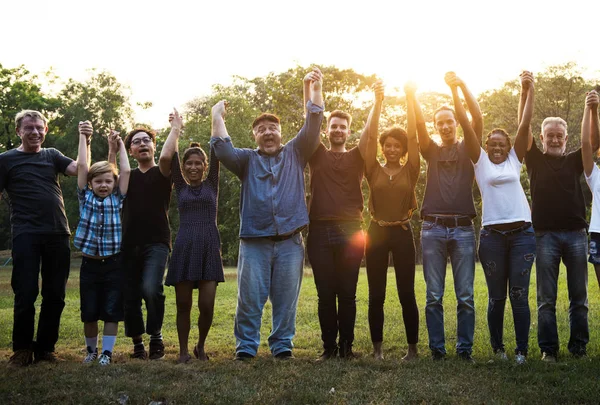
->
[122,166,172,248]
[0,148,73,238]
[420,140,476,218]
[525,141,587,231]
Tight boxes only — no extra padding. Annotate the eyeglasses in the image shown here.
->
[131,137,153,146]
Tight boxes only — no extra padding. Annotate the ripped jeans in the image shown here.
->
[478,224,536,355]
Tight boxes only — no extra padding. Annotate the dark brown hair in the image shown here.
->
[183,142,207,164]
[379,127,408,154]
[433,106,457,125]
[327,110,352,128]
[486,128,512,148]
[252,113,280,129]
[124,127,156,150]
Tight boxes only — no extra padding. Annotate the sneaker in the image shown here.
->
[8,349,33,367]
[131,344,148,360]
[83,347,98,364]
[234,351,255,361]
[541,352,557,363]
[457,351,475,363]
[494,350,508,361]
[274,350,294,360]
[431,350,446,361]
[149,339,165,360]
[515,352,527,365]
[339,341,357,359]
[34,351,63,363]
[316,347,338,362]
[98,351,112,366]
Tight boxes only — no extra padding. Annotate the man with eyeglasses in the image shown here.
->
[1,110,85,367]
[118,127,173,360]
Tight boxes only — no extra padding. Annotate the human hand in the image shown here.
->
[373,80,385,102]
[404,81,417,96]
[306,66,322,93]
[444,72,462,88]
[212,100,228,119]
[78,120,93,141]
[586,90,599,109]
[169,108,183,131]
[520,71,534,91]
[107,130,120,150]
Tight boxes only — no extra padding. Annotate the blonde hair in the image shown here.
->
[88,161,118,183]
[541,117,568,137]
[15,110,48,129]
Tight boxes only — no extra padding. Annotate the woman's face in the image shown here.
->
[183,153,206,183]
[486,133,511,164]
[382,136,406,164]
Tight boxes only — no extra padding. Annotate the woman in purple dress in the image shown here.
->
[159,110,224,363]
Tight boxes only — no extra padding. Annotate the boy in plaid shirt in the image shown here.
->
[74,123,130,365]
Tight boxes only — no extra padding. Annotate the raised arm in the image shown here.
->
[591,90,600,153]
[404,82,420,174]
[362,81,384,173]
[290,67,324,159]
[116,134,131,194]
[582,91,600,176]
[159,108,183,177]
[445,73,479,163]
[76,121,93,187]
[454,74,483,143]
[515,72,535,161]
[210,100,248,178]
[302,71,311,117]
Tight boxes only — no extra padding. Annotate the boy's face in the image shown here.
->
[90,172,115,198]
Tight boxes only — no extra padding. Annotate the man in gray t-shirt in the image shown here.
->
[0,110,84,367]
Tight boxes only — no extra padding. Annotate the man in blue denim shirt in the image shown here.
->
[210,67,324,360]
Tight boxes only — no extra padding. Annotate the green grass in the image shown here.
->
[1,263,600,404]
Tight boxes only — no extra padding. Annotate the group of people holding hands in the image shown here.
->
[2,66,599,367]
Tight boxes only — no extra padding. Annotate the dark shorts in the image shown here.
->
[589,233,600,265]
[80,254,124,322]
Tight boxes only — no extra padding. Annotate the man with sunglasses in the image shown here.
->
[118,127,173,360]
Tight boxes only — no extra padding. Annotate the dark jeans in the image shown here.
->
[366,223,419,344]
[11,233,70,352]
[535,230,589,356]
[478,224,535,355]
[307,220,364,350]
[122,243,169,338]
[80,255,124,322]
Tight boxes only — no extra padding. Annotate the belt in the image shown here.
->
[265,227,304,242]
[484,222,531,236]
[422,215,472,228]
[373,218,411,230]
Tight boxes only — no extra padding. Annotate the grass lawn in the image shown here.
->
[1,262,600,404]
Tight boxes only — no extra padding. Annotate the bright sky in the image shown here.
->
[3,0,600,128]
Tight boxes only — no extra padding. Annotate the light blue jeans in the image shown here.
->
[421,221,476,355]
[234,233,304,356]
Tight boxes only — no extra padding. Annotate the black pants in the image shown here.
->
[11,233,71,352]
[307,221,364,350]
[366,223,419,344]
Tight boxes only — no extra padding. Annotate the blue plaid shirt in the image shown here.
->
[74,186,126,257]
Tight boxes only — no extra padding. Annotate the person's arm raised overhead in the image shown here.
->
[515,72,535,162]
[454,73,483,143]
[405,82,420,176]
[116,132,131,195]
[159,108,183,177]
[362,80,384,174]
[582,91,599,177]
[76,121,93,189]
[445,72,479,163]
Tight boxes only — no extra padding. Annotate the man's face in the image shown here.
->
[253,120,282,155]
[434,110,457,145]
[17,116,47,152]
[541,123,567,157]
[327,117,350,147]
[128,132,155,163]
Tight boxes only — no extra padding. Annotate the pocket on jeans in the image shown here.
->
[292,233,304,246]
[421,221,434,231]
[480,228,490,238]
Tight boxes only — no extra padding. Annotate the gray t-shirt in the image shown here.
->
[0,148,73,239]
[420,140,476,218]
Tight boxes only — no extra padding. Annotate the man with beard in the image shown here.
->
[305,80,384,360]
[117,126,172,360]
[1,110,83,366]
[419,73,482,362]
[211,67,324,360]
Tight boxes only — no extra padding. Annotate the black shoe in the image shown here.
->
[275,350,294,360]
[149,339,165,360]
[339,341,357,359]
[457,351,475,363]
[234,351,255,361]
[431,350,446,361]
[8,349,33,367]
[33,351,63,364]
[316,347,338,362]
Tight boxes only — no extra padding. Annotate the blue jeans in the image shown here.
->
[307,221,364,351]
[421,221,475,355]
[234,233,304,356]
[122,243,169,337]
[536,230,589,356]
[11,233,70,352]
[478,225,535,355]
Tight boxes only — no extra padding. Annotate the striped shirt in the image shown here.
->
[74,186,126,257]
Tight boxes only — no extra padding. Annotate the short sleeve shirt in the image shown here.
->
[525,141,587,231]
[586,164,600,233]
[0,148,73,238]
[367,162,419,222]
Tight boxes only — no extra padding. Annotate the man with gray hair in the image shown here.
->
[517,72,598,362]
[0,110,86,366]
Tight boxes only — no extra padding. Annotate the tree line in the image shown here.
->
[0,62,597,264]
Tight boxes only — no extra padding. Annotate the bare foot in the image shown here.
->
[194,344,209,361]
[372,342,384,360]
[402,344,418,361]
[177,353,192,364]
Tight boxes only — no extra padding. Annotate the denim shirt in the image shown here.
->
[211,101,324,238]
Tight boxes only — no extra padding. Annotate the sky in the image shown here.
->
[3,0,600,128]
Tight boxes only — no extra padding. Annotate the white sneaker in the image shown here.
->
[494,351,508,361]
[83,347,98,364]
[515,353,527,365]
[98,351,112,366]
